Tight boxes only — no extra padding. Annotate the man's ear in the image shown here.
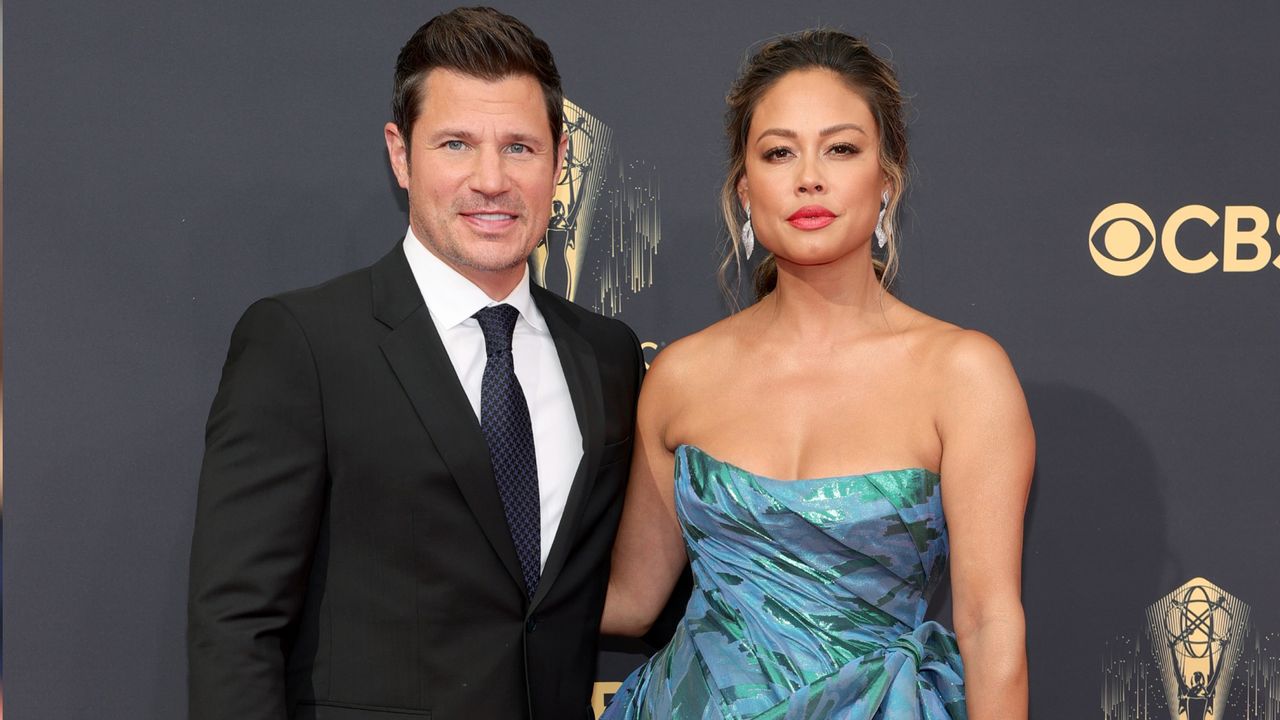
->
[554,132,569,181]
[385,122,411,189]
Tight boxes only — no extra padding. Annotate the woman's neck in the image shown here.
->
[754,252,895,342]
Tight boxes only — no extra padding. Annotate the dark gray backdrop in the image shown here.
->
[7,2,1279,718]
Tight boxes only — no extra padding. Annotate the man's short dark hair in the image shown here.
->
[393,6,564,154]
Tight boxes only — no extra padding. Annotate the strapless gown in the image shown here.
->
[602,444,965,720]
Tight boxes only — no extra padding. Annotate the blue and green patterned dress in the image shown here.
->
[603,444,966,720]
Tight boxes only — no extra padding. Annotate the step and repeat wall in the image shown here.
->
[7,2,1278,718]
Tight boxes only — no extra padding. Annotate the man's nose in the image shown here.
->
[469,146,512,196]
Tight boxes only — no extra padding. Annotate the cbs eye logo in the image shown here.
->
[1089,203,1280,276]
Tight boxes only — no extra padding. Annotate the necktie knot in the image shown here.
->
[474,304,520,355]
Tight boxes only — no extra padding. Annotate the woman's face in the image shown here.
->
[739,68,887,269]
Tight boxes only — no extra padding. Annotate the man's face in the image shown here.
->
[386,69,565,295]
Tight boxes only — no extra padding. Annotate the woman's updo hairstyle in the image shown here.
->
[720,29,908,301]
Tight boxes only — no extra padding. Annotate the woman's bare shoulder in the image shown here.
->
[645,313,745,387]
[932,327,1016,385]
[887,302,1014,379]
[897,313,1024,426]
[637,315,746,450]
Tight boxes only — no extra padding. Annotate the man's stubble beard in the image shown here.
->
[411,202,541,274]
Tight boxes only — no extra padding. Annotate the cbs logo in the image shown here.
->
[1089,203,1280,276]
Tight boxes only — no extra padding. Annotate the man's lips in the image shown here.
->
[460,210,519,231]
[786,205,837,230]
[461,210,519,220]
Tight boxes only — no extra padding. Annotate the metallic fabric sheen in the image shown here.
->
[604,444,966,719]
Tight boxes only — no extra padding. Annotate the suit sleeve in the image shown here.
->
[188,298,327,720]
[627,322,647,390]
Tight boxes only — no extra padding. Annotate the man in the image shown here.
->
[188,8,643,719]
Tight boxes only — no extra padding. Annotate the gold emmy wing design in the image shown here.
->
[533,99,660,316]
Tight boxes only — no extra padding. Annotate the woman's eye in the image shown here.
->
[829,143,860,156]
[764,147,793,161]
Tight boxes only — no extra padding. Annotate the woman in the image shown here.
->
[600,29,1033,719]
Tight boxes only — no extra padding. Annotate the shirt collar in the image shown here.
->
[402,229,547,333]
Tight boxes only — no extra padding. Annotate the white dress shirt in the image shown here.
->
[403,230,583,569]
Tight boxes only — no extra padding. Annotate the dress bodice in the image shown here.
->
[603,444,966,720]
[677,443,950,637]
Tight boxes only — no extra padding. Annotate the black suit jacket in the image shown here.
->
[188,244,643,720]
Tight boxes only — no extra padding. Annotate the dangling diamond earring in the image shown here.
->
[874,190,890,248]
[741,203,755,259]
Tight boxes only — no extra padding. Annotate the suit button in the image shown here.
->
[526,617,538,633]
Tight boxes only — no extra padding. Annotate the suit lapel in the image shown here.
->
[529,286,605,611]
[371,246,526,593]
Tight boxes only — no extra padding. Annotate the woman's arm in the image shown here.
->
[936,330,1035,720]
[601,349,691,636]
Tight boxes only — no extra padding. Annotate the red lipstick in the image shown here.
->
[786,205,837,230]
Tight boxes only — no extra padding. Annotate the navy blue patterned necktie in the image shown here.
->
[473,304,541,598]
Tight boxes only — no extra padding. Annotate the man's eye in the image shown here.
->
[445,140,466,151]
[507,144,529,154]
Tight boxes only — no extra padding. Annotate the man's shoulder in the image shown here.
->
[270,260,376,310]
[223,246,409,351]
[532,286,638,350]
[260,244,407,320]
